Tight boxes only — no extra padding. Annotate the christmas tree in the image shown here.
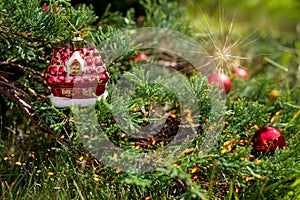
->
[1,0,299,199]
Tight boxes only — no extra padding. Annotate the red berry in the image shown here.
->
[208,72,232,94]
[129,53,148,62]
[42,5,49,12]
[233,68,248,79]
[42,5,60,13]
[252,126,285,153]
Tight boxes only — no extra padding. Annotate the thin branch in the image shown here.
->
[172,177,187,191]
[0,84,83,156]
[0,60,30,73]
[0,86,33,116]
[0,81,31,98]
[0,60,50,89]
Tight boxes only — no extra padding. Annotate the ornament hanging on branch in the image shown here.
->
[44,33,109,108]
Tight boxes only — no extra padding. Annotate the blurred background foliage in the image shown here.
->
[185,0,300,36]
[71,0,300,96]
[71,0,300,37]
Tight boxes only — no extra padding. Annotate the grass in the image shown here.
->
[1,69,299,200]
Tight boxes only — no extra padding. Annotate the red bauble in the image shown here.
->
[233,68,248,79]
[252,126,285,153]
[208,72,232,94]
[129,52,148,62]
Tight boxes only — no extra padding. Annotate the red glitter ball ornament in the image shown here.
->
[233,68,248,79]
[208,72,232,94]
[129,52,148,62]
[252,126,286,153]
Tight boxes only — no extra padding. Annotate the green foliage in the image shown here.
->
[99,3,136,29]
[88,26,137,66]
[139,0,193,35]
[101,0,193,35]
[0,0,97,68]
[186,0,300,36]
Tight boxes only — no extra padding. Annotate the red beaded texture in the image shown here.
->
[44,47,109,99]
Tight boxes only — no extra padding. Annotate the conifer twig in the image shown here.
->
[0,82,84,156]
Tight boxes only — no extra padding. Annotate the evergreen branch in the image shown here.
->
[0,60,49,89]
[0,26,46,44]
[0,81,30,99]
[0,84,33,116]
[0,60,30,73]
[172,177,187,191]
[0,82,85,157]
